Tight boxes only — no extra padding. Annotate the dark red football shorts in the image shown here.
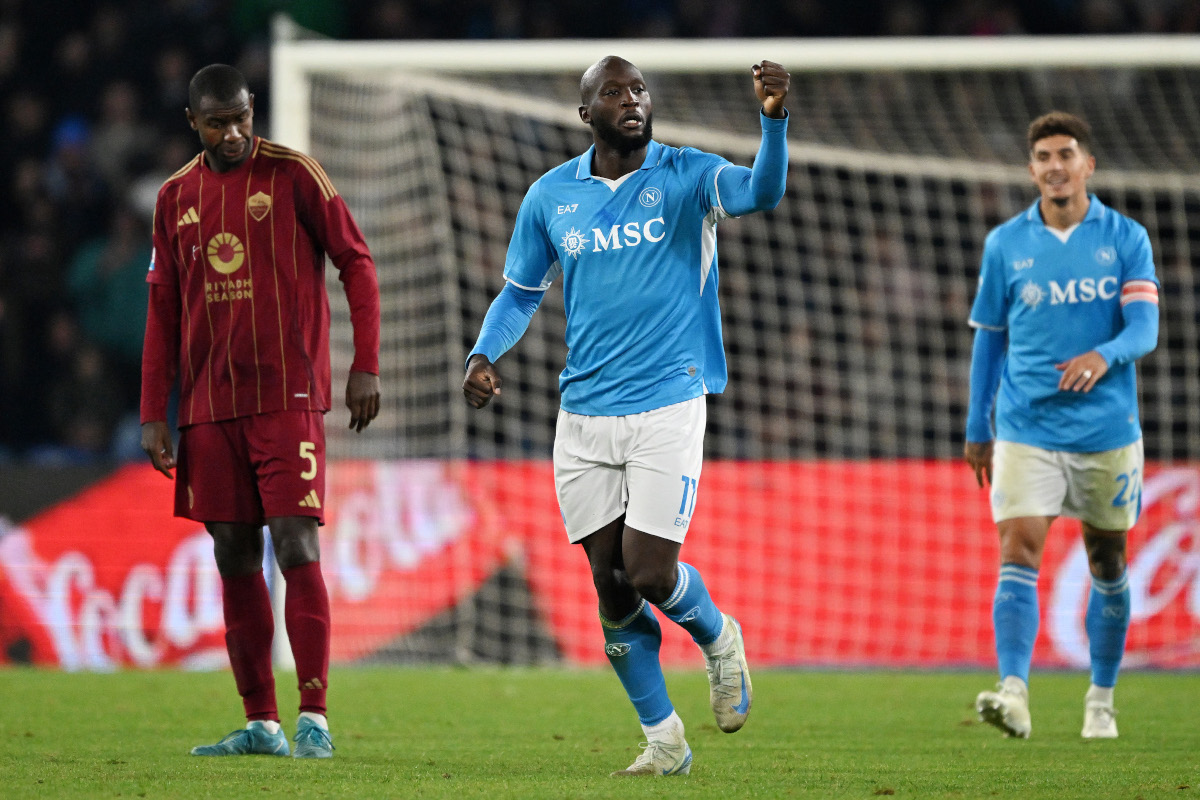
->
[175,410,326,525]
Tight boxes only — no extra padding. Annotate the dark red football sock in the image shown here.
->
[282,561,331,714]
[221,570,278,722]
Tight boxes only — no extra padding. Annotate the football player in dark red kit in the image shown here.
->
[140,64,381,759]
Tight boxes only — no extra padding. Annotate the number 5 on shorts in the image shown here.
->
[300,441,317,480]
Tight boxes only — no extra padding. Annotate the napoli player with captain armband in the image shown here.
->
[964,112,1159,741]
[463,56,789,777]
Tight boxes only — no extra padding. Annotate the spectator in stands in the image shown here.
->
[66,202,150,390]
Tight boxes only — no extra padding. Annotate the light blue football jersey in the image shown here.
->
[969,195,1158,451]
[503,140,735,416]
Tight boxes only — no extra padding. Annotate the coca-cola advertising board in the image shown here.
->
[1,461,1196,670]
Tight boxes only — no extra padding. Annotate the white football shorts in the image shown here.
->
[554,396,705,544]
[990,438,1144,530]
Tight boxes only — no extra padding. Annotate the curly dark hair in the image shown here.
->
[1026,111,1092,154]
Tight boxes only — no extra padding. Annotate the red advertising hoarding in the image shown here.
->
[1,461,1196,670]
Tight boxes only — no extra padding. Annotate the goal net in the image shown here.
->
[271,34,1200,668]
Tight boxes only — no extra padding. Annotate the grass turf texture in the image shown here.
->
[2,668,1196,799]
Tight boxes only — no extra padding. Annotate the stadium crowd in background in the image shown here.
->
[0,0,1196,463]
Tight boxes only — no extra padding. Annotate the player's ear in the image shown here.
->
[248,93,255,111]
[186,108,197,130]
[578,106,590,125]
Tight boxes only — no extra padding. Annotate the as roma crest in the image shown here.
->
[248,191,272,222]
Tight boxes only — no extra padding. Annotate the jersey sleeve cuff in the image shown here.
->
[760,109,789,131]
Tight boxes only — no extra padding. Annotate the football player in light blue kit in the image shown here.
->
[965,112,1159,741]
[463,56,788,776]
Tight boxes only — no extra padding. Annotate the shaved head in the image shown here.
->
[189,64,248,111]
[580,56,640,104]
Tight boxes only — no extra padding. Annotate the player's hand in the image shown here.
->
[140,421,176,479]
[346,370,381,432]
[964,440,994,488]
[1055,350,1108,393]
[463,354,502,409]
[752,60,789,119]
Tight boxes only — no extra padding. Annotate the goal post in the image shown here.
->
[269,30,1200,668]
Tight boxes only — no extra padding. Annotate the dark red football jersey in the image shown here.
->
[141,137,380,426]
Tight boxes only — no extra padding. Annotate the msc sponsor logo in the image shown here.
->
[1049,277,1118,304]
[1019,280,1045,309]
[1020,277,1118,308]
[592,217,666,252]
[559,227,589,258]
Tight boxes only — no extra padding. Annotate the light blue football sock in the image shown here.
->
[993,563,1040,684]
[655,562,724,646]
[601,600,674,726]
[1086,571,1130,688]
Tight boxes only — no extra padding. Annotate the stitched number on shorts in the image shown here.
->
[678,475,698,516]
[299,441,317,480]
[1112,468,1141,508]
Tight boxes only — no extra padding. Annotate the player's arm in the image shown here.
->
[964,325,1006,487]
[463,282,546,409]
[296,166,383,431]
[140,205,182,478]
[964,232,1008,487]
[1055,230,1159,392]
[714,62,789,216]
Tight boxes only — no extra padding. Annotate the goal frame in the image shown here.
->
[272,32,1200,154]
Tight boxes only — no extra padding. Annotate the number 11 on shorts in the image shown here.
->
[678,475,698,517]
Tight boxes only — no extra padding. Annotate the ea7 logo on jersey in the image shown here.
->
[592,217,666,252]
[1012,258,1034,271]
[557,204,578,214]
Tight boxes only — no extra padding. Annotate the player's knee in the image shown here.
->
[1084,534,1127,581]
[998,527,1044,569]
[210,534,264,578]
[625,563,674,606]
[589,563,624,599]
[269,518,321,570]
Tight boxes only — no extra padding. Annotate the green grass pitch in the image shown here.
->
[1,667,1196,799]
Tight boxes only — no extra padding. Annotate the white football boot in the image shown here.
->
[1081,686,1118,739]
[610,716,692,777]
[703,614,752,733]
[975,676,1032,739]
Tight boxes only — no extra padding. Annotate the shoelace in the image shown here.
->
[215,729,252,747]
[707,651,742,701]
[295,725,334,751]
[630,738,678,770]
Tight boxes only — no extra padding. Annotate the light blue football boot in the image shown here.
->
[190,720,290,756]
[292,717,334,759]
